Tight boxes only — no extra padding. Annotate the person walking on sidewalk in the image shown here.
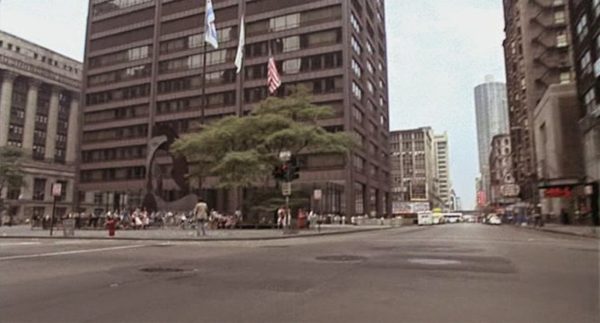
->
[194,198,209,236]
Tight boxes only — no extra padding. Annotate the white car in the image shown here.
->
[488,215,502,225]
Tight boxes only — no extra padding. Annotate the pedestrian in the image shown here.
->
[561,208,570,225]
[277,206,286,229]
[193,198,208,236]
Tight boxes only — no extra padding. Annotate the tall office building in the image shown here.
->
[390,127,441,213]
[0,30,82,221]
[80,0,390,217]
[434,132,451,208]
[502,0,576,204]
[474,76,509,206]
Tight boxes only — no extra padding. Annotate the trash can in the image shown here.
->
[62,219,75,237]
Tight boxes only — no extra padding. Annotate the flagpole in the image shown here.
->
[201,41,208,125]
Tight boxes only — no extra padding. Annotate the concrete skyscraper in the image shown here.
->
[434,132,451,209]
[79,0,391,217]
[474,76,509,205]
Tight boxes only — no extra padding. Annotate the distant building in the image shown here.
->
[489,134,517,206]
[434,132,452,209]
[568,0,600,226]
[474,76,509,206]
[390,127,442,213]
[0,30,82,221]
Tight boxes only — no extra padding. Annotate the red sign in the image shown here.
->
[544,187,572,198]
[477,191,486,206]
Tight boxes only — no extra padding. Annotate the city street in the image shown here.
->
[0,224,598,323]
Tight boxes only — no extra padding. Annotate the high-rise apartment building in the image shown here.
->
[502,0,575,204]
[434,132,451,208]
[390,127,441,213]
[474,76,509,205]
[80,0,390,217]
[568,0,600,225]
[0,30,82,221]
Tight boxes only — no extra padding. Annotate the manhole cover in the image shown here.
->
[408,258,461,266]
[316,255,367,262]
[140,267,185,273]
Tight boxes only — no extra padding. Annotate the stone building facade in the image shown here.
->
[0,30,82,222]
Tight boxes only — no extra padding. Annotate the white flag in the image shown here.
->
[204,0,218,49]
[234,15,245,74]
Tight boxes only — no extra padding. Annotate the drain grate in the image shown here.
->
[140,267,185,273]
[316,255,367,262]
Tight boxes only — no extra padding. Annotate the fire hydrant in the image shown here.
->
[106,217,116,237]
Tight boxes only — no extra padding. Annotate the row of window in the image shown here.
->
[83,124,148,143]
[92,0,153,17]
[89,45,151,69]
[84,104,148,124]
[81,167,146,183]
[0,40,80,74]
[86,84,150,106]
[82,145,146,163]
[88,64,151,86]
[156,90,236,114]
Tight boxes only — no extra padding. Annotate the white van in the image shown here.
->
[417,211,433,226]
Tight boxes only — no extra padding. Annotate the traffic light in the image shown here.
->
[285,157,300,181]
[272,164,285,181]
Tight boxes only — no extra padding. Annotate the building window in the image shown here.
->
[350,13,361,32]
[351,59,362,78]
[594,0,600,18]
[554,11,565,24]
[584,88,598,115]
[366,61,374,74]
[351,36,362,55]
[556,31,568,47]
[282,58,301,74]
[352,82,363,100]
[581,51,592,75]
[269,13,300,32]
[366,41,374,55]
[576,14,588,42]
[33,178,46,201]
[559,71,571,84]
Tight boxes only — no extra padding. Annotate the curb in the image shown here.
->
[515,225,599,239]
[0,226,408,242]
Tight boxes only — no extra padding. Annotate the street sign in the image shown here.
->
[282,182,292,196]
[501,184,520,197]
[52,183,62,197]
[313,189,322,200]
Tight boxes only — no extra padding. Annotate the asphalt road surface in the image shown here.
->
[0,224,598,323]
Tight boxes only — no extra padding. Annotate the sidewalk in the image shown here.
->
[520,223,600,239]
[0,224,397,241]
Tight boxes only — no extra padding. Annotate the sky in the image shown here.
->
[0,0,507,210]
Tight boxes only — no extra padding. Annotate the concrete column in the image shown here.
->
[0,71,17,146]
[44,86,60,161]
[66,94,79,163]
[22,79,42,152]
[21,175,34,201]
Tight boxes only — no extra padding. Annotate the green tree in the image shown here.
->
[172,88,356,190]
[0,147,25,213]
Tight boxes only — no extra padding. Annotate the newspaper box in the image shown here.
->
[62,219,75,237]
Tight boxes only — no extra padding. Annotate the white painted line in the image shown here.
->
[0,242,41,247]
[0,244,147,261]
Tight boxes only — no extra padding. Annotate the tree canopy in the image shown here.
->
[171,88,355,189]
[0,147,25,212]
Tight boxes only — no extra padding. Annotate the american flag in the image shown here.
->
[267,56,281,94]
